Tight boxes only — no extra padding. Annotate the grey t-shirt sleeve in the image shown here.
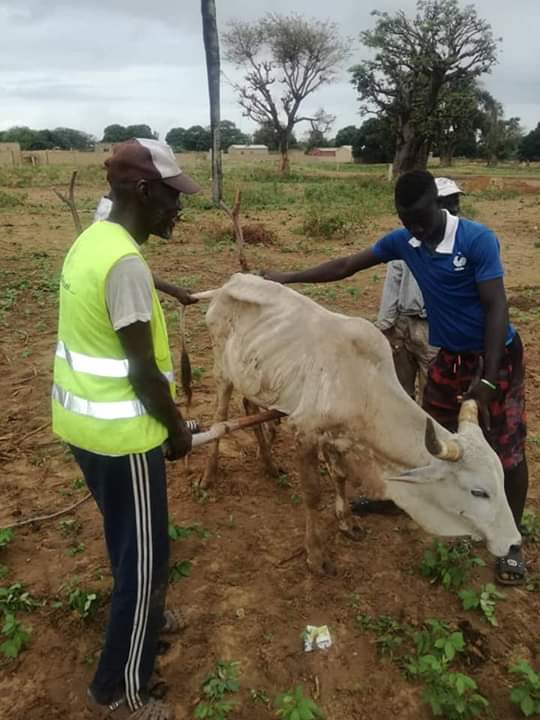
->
[105,255,153,330]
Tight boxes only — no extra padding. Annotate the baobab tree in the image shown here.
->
[350,0,499,175]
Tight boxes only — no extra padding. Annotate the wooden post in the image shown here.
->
[201,0,223,205]
[220,188,249,271]
[53,171,82,236]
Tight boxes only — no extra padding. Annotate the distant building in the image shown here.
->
[308,145,353,163]
[228,144,269,157]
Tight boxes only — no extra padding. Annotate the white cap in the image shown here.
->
[435,177,464,197]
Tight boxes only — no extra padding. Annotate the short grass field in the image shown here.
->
[1,156,540,719]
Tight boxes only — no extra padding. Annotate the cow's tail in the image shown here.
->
[179,288,219,410]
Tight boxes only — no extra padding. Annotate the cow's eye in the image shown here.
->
[471,489,490,499]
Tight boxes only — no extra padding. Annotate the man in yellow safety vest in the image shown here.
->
[52,138,200,720]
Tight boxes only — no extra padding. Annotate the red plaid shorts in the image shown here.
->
[422,334,527,470]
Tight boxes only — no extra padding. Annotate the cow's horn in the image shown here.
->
[425,418,462,462]
[458,399,479,428]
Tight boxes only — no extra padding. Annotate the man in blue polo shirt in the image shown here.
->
[264,170,528,585]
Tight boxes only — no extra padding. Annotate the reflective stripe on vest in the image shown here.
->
[52,384,148,420]
[56,340,174,383]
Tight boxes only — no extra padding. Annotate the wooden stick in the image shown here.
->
[53,170,82,235]
[191,409,285,448]
[2,493,92,530]
[220,188,249,271]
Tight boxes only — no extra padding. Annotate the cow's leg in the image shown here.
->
[200,375,233,489]
[323,447,365,542]
[242,398,280,478]
[298,439,336,576]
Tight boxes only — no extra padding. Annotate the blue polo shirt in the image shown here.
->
[372,211,515,352]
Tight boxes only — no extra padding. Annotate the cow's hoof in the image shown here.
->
[340,525,366,542]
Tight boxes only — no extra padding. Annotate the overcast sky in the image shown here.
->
[1,0,539,140]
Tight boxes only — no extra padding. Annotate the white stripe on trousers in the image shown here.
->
[124,453,154,710]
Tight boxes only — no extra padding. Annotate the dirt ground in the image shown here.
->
[0,169,540,720]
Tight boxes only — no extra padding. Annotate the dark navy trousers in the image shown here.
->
[71,445,169,710]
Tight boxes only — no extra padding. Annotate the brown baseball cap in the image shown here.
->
[105,138,201,194]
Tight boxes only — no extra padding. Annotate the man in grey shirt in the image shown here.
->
[95,194,195,327]
[376,177,464,401]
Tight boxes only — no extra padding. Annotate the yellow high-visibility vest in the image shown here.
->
[52,221,175,455]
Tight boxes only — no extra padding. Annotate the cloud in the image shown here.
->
[1,0,539,137]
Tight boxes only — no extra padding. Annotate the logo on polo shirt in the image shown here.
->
[453,254,467,271]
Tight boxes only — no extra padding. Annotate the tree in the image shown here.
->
[202,0,223,204]
[431,79,482,165]
[519,123,540,162]
[125,124,157,139]
[476,91,523,165]
[182,125,212,151]
[51,127,95,150]
[350,0,499,175]
[305,109,336,151]
[102,124,128,143]
[101,124,156,143]
[335,125,359,147]
[165,127,188,152]
[352,117,395,163]
[252,122,298,151]
[219,120,249,150]
[2,126,39,150]
[223,13,350,173]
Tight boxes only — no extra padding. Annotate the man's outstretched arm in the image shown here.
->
[263,248,382,285]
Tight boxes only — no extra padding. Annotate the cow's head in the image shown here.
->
[385,400,521,557]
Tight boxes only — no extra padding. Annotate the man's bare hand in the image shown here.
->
[171,286,199,306]
[164,421,193,460]
[261,270,289,284]
[461,378,497,431]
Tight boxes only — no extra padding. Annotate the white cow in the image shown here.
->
[200,273,521,574]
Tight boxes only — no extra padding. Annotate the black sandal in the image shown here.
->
[495,547,527,586]
[350,496,402,517]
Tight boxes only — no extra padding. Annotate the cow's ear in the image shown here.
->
[385,465,444,484]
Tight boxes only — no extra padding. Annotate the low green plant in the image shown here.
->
[277,473,291,489]
[520,510,540,543]
[72,477,85,491]
[405,620,466,676]
[509,659,540,717]
[458,584,505,626]
[0,529,14,549]
[421,667,489,719]
[0,583,40,613]
[250,688,270,705]
[67,586,101,619]
[303,212,346,239]
[192,367,206,382]
[0,566,8,580]
[0,613,30,658]
[169,520,209,541]
[169,560,192,583]
[357,615,489,719]
[526,574,540,593]
[420,540,485,591]
[274,685,325,719]
[58,518,81,537]
[67,542,86,557]
[194,660,240,719]
[355,614,409,660]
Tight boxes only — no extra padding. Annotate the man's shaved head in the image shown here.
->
[395,170,438,209]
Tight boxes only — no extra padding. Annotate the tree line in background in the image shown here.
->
[2,115,539,164]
